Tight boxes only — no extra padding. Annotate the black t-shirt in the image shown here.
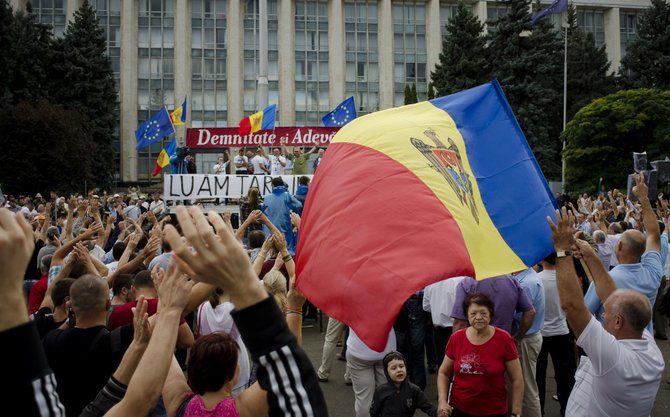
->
[42,325,133,417]
[32,307,66,339]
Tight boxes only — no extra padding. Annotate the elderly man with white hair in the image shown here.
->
[548,200,664,417]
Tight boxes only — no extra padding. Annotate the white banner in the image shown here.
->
[163,174,312,200]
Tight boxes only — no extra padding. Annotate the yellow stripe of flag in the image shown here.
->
[332,101,526,278]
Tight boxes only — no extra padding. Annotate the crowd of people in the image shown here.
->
[1,169,669,417]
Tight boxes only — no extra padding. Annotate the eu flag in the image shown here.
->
[136,107,175,150]
[322,96,357,127]
[531,0,568,25]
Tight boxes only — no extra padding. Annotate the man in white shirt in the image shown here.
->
[149,193,165,216]
[549,198,664,417]
[423,276,466,367]
[250,148,269,175]
[269,147,286,176]
[212,156,228,174]
[234,149,249,174]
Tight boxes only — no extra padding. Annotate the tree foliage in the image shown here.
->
[620,0,670,89]
[0,100,94,195]
[50,0,117,189]
[0,0,118,194]
[488,0,563,179]
[4,3,53,104]
[404,84,418,104]
[431,1,490,96]
[562,89,670,193]
[565,4,616,121]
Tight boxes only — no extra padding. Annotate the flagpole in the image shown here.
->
[561,18,568,193]
[258,0,269,111]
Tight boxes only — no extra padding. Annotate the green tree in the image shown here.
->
[6,4,53,104]
[0,0,14,104]
[50,0,117,189]
[488,0,563,179]
[620,0,670,89]
[562,89,670,193]
[565,4,616,121]
[0,100,94,195]
[431,1,490,96]
[427,81,436,100]
[404,83,418,104]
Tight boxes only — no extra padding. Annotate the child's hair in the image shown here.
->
[263,270,287,314]
[382,351,406,370]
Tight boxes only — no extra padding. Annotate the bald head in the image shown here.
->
[619,230,646,260]
[607,289,652,333]
[69,275,109,314]
[593,230,606,244]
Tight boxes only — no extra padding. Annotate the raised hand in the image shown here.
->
[290,211,301,229]
[632,172,649,201]
[80,222,103,240]
[131,295,151,347]
[163,206,265,309]
[547,207,576,251]
[155,260,194,314]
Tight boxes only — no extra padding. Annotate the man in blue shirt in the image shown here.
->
[513,267,545,417]
[261,177,303,255]
[584,174,663,334]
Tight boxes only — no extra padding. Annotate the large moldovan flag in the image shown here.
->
[295,80,557,351]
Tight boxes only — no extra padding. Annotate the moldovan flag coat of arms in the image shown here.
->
[295,80,558,351]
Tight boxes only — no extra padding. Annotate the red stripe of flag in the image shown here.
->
[295,142,474,351]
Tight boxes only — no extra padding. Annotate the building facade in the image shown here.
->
[13,0,651,182]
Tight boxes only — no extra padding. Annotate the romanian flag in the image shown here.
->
[152,138,177,176]
[295,81,557,351]
[170,96,187,126]
[239,104,276,136]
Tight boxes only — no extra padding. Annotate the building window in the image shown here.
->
[440,1,471,39]
[243,0,279,115]
[192,0,227,130]
[620,11,640,59]
[344,0,378,116]
[576,9,605,48]
[137,0,176,180]
[392,0,427,106]
[295,0,329,126]
[32,0,67,37]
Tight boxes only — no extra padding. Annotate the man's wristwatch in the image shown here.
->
[510,414,522,417]
[555,250,572,258]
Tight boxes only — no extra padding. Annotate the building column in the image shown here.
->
[10,0,27,12]
[328,0,345,107]
[473,0,488,33]
[119,0,138,182]
[226,0,244,125]
[66,0,83,24]
[174,0,191,145]
[426,0,441,81]
[604,7,622,74]
[278,0,295,126]
[378,0,393,110]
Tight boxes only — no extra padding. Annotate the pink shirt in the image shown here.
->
[184,395,239,417]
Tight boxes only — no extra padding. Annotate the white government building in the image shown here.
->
[11,0,651,182]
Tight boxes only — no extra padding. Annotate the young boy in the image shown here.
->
[370,351,437,417]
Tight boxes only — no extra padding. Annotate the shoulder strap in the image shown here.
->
[175,393,196,417]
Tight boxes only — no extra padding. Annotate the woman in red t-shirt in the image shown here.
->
[437,293,523,417]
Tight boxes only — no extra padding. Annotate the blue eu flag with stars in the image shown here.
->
[136,107,175,151]
[322,96,357,127]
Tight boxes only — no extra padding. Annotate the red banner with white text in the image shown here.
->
[186,127,339,149]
